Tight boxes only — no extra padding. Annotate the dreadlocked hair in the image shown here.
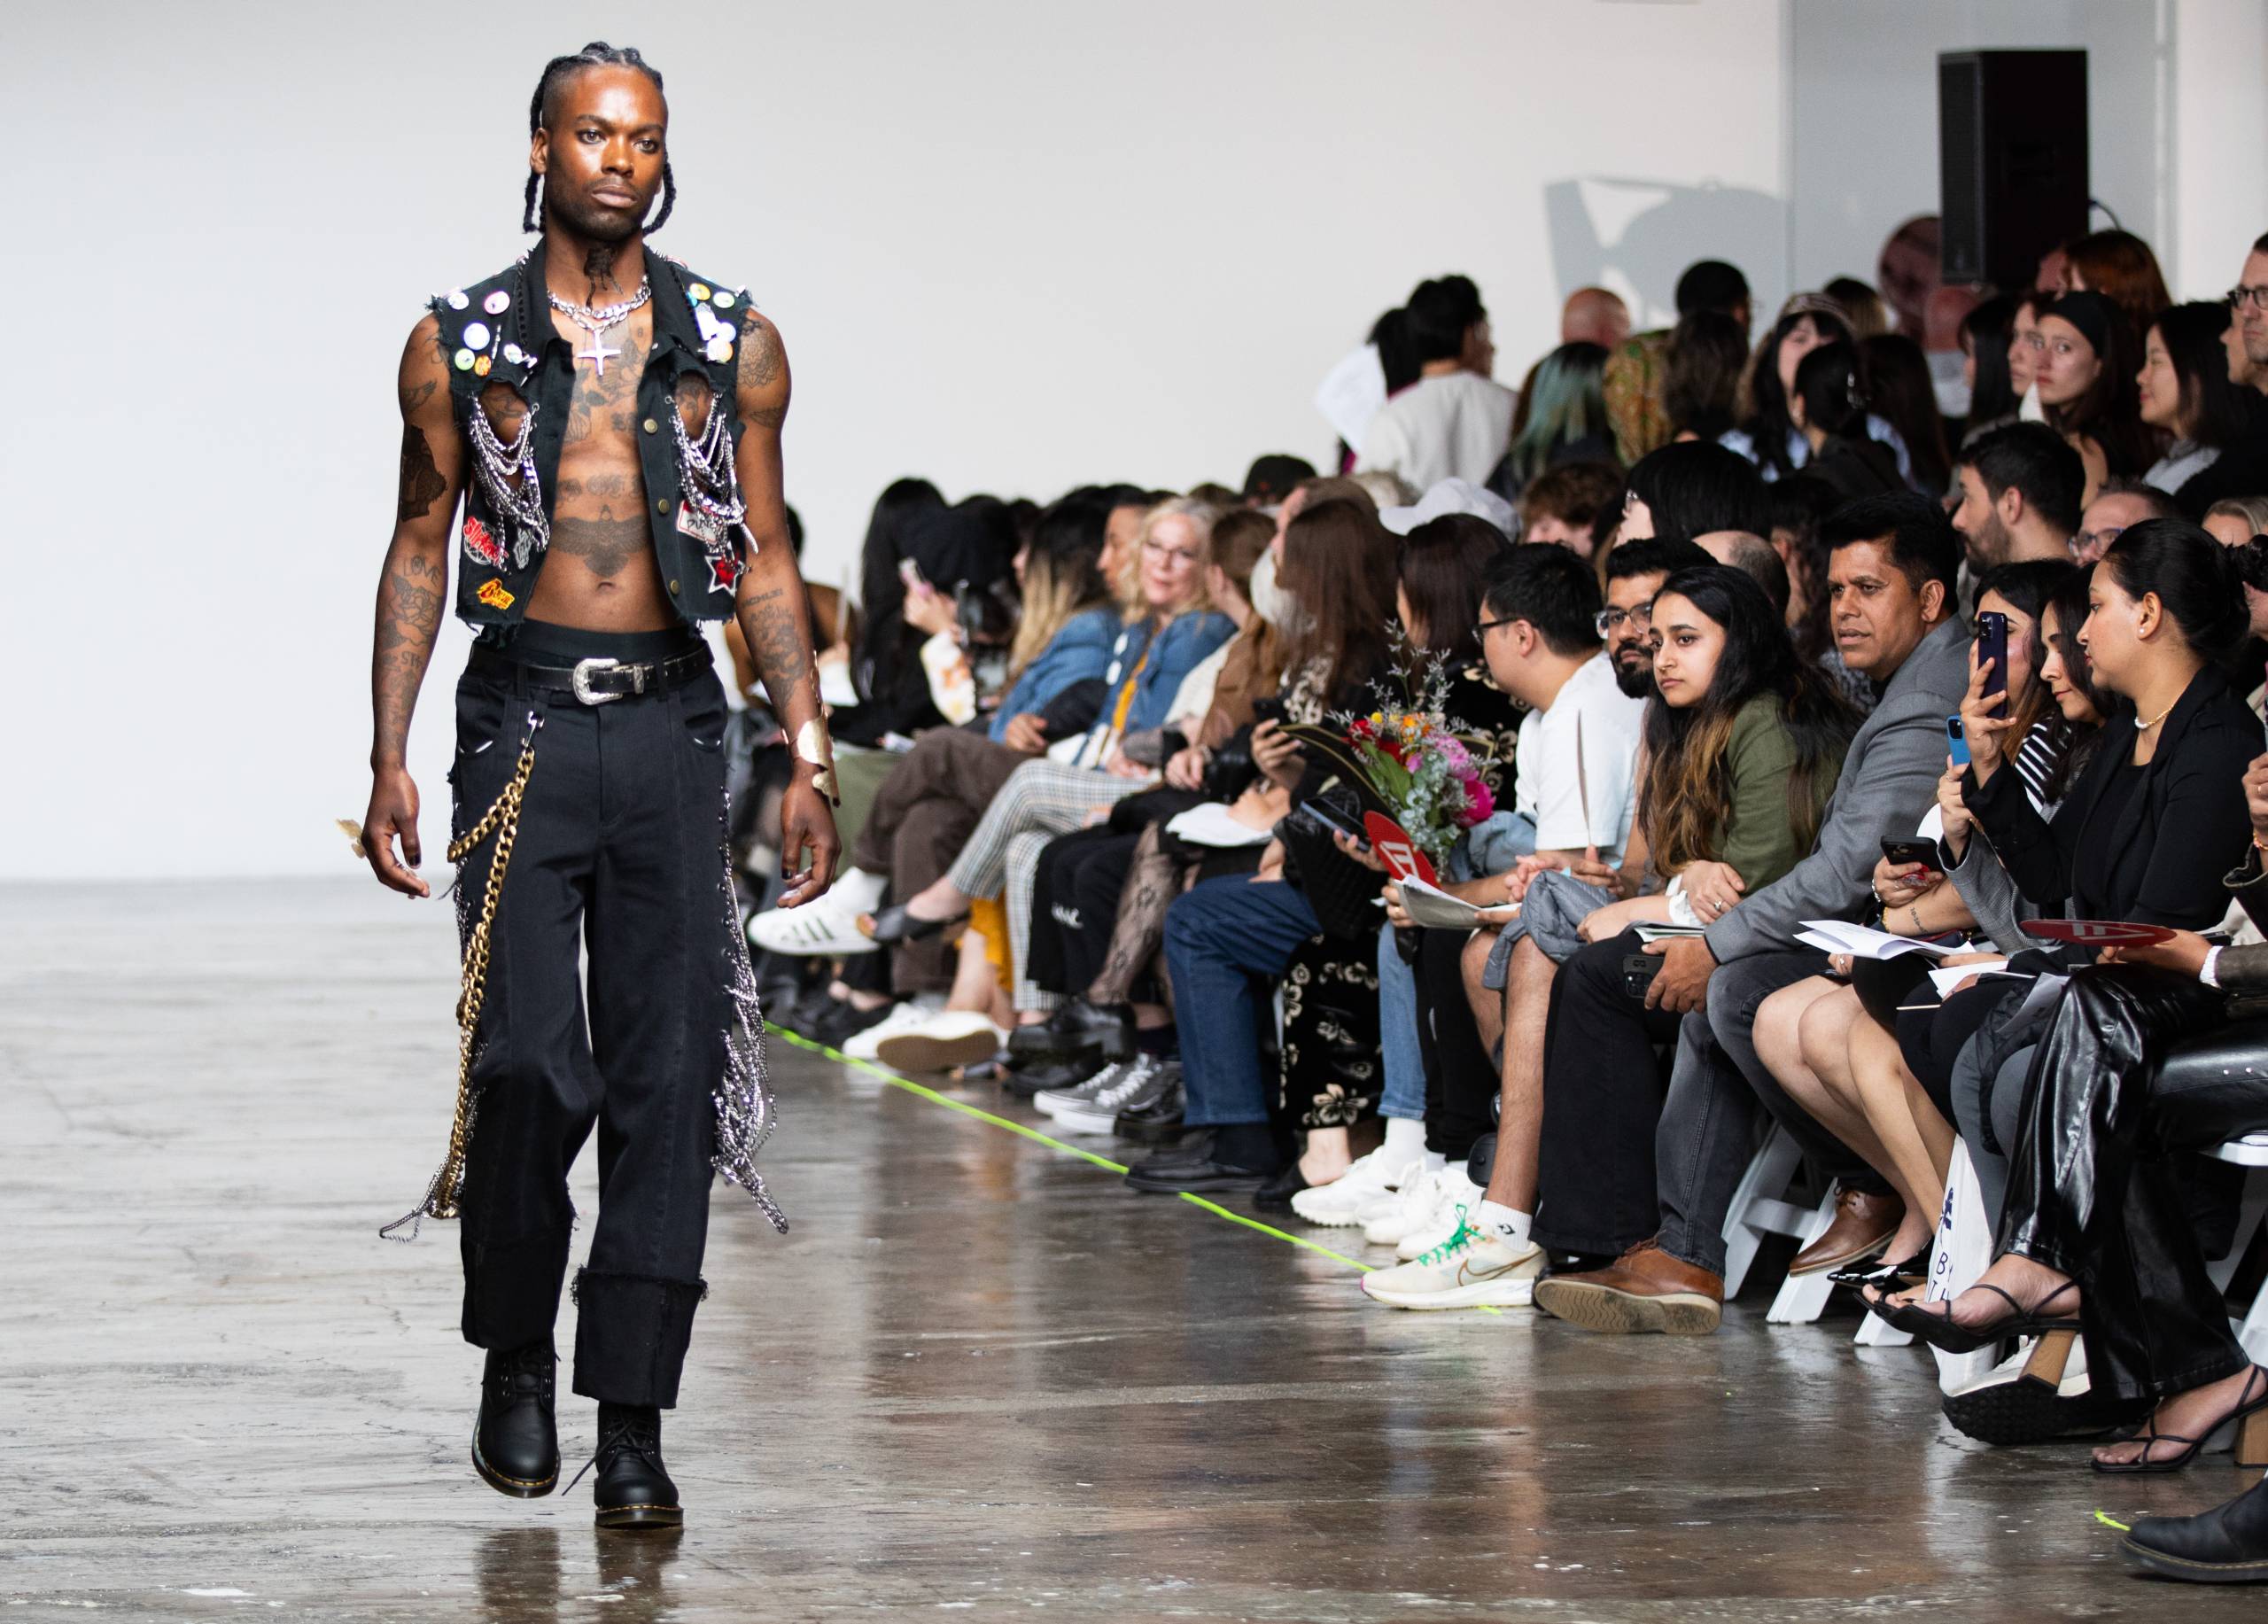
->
[522,42,674,235]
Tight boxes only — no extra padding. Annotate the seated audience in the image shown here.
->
[2138,300,2264,505]
[1959,293,2023,439]
[1531,493,1969,1335]
[1789,343,1902,501]
[1860,330,1953,495]
[1615,439,1770,546]
[1362,564,1854,1308]
[1561,286,1632,350]
[2062,227,2173,338]
[1722,294,1914,485]
[2035,291,2155,505]
[1518,462,1621,556]
[1661,309,1751,444]
[2071,478,2178,566]
[1604,259,1751,465]
[1496,341,1612,495]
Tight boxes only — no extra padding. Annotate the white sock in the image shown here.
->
[835,867,887,913]
[1475,1199,1532,1247]
[1382,1117,1426,1164]
[1422,1149,1448,1174]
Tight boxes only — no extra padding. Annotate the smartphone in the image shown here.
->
[1946,715,1971,768]
[1250,696,1286,724]
[1303,799,1368,844]
[1622,953,1662,998]
[1975,610,2008,703]
[1880,837,1939,871]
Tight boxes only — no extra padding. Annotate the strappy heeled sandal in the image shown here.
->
[860,903,968,946]
[1831,1249,1930,1289]
[2094,1368,2268,1474]
[1872,1277,2083,1355]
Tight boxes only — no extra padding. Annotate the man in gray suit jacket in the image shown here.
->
[1536,493,1972,1335]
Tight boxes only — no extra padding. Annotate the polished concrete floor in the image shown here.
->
[1,878,2257,1620]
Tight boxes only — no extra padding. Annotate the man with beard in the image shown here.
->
[361,43,840,1529]
[1949,422,2082,571]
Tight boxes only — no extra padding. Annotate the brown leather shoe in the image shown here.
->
[1788,1187,1904,1277]
[1532,1238,1723,1334]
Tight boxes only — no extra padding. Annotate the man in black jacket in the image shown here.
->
[2177,232,2268,520]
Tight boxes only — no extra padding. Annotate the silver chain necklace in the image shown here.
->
[547,280,652,377]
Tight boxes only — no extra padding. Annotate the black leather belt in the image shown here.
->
[470,645,711,705]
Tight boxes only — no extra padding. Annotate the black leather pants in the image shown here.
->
[1998,965,2264,1403]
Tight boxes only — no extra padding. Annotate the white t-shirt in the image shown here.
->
[1355,371,1518,491]
[1513,653,1647,859]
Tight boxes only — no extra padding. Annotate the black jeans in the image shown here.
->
[1533,932,1686,1257]
[450,623,730,1408]
[1417,928,1497,1160]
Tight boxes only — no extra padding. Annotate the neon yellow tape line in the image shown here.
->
[2093,1510,2132,1533]
[766,1022,1504,1313]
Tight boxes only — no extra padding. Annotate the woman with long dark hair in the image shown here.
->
[1789,343,1902,501]
[1361,566,1857,1307]
[2036,291,2157,503]
[1961,293,2023,434]
[1861,332,1953,495]
[1867,524,2262,1465]
[2140,301,2264,501]
[1724,297,1856,479]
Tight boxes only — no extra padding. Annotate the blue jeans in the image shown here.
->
[1376,811,1537,1122]
[1163,875,1324,1128]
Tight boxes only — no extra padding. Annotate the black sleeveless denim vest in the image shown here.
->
[430,241,751,635]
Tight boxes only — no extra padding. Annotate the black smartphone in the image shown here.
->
[1303,799,1368,844]
[1622,953,1662,999]
[1946,714,1971,767]
[1975,610,2008,703]
[1250,696,1287,725]
[1880,837,1939,871]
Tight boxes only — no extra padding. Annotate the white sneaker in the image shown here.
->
[873,1008,1006,1074]
[841,1000,938,1061]
[1362,1219,1543,1309]
[747,868,888,957]
[1362,1167,1464,1248]
[1290,1146,1418,1227]
[1394,1171,1482,1259]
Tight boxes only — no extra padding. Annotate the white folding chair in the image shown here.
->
[2208,1133,2268,1364]
[1719,1124,1818,1299]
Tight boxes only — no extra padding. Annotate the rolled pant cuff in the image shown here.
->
[461,1220,574,1351]
[570,1267,709,1408]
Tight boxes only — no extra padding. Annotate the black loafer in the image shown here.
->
[473,1340,559,1499]
[588,1404,681,1531]
[1126,1154,1275,1194]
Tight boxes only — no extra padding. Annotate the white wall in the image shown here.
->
[5,0,1788,880]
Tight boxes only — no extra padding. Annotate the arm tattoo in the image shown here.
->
[736,315,784,390]
[397,426,447,521]
[372,550,446,764]
[738,584,814,710]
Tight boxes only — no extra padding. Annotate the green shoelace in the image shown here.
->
[1414,1206,1475,1268]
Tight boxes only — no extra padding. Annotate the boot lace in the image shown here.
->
[565,1415,664,1495]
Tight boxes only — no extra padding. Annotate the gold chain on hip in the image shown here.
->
[381,719,540,1239]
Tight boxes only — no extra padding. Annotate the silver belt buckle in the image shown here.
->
[571,657,625,705]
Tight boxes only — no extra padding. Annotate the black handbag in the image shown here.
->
[1278,784,1388,941]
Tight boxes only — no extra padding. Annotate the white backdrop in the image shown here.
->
[4,0,2244,880]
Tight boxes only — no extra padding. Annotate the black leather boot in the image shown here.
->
[2124,1474,2268,1582]
[472,1339,559,1498]
[590,1403,681,1530]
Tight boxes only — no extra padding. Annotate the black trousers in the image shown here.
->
[1026,827,1140,996]
[450,622,730,1408]
[1416,928,1498,1160]
[1533,931,1686,1257]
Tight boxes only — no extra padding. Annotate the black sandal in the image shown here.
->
[1870,1277,2081,1354]
[2094,1368,2268,1474]
[861,903,969,946]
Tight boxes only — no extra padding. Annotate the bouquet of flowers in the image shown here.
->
[1335,642,1502,866]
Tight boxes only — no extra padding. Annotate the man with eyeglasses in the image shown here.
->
[2174,231,2268,521]
[2071,479,2179,566]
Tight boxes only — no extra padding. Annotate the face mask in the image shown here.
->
[1247,549,1313,635]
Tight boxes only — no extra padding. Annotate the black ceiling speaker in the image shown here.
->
[1938,50,2091,289]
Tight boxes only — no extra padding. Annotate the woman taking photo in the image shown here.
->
[2139,301,2264,502]
[1867,524,2261,1465]
[1361,565,1856,1308]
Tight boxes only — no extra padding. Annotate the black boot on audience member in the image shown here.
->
[1124,1123,1281,1193]
[1008,998,1136,1062]
[2124,1474,2268,1583]
[473,1338,559,1498]
[589,1403,681,1531]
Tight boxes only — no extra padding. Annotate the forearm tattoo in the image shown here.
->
[738,583,815,718]
[373,548,444,763]
[397,426,447,522]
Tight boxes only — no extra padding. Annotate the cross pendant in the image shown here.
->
[576,332,622,377]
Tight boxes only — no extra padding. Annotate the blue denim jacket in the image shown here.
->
[987,607,1120,742]
[1124,610,1236,732]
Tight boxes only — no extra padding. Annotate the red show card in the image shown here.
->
[2019,919,2179,947]
[1363,812,1438,885]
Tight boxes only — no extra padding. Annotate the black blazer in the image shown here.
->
[1967,664,2262,929]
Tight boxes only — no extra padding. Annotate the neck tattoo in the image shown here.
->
[548,280,653,378]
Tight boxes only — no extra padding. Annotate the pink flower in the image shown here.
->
[1462,778,1495,825]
